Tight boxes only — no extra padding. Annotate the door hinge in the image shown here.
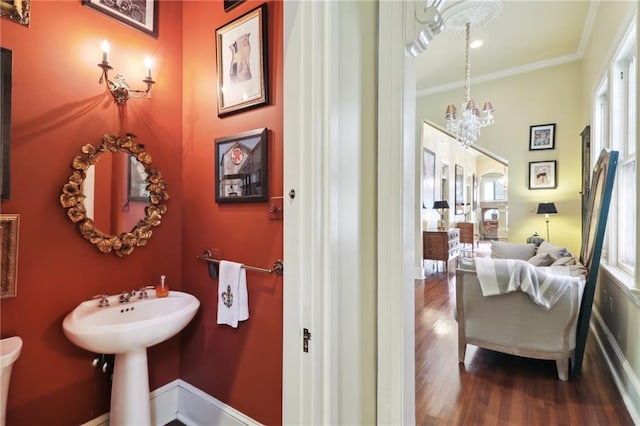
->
[303,328,311,352]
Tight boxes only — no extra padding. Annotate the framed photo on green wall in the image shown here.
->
[529,123,556,150]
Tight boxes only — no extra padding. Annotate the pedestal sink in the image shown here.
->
[63,291,199,426]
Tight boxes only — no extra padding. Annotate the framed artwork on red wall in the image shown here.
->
[224,0,245,12]
[215,128,268,203]
[215,4,268,117]
[82,0,159,38]
[1,0,29,26]
[1,47,11,200]
[0,214,19,299]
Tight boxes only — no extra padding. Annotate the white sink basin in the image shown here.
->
[62,290,199,426]
[63,291,199,354]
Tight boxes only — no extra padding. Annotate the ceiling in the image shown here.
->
[415,1,594,97]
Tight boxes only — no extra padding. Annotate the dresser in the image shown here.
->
[455,222,475,251]
[423,229,459,271]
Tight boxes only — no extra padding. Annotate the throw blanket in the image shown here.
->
[474,258,586,310]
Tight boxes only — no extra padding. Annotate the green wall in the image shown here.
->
[417,61,584,255]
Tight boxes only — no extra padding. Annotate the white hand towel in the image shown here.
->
[217,260,249,328]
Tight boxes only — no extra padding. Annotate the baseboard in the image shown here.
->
[591,309,640,424]
[416,266,426,279]
[81,379,261,426]
[176,380,262,426]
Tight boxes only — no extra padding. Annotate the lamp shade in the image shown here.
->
[537,202,558,215]
[433,200,449,210]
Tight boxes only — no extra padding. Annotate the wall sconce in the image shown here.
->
[536,202,558,241]
[433,200,449,231]
[98,40,155,105]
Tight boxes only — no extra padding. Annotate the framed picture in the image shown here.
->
[529,123,555,150]
[215,4,268,116]
[1,214,19,298]
[422,148,435,209]
[224,0,245,12]
[455,164,464,214]
[529,160,557,189]
[127,155,150,202]
[215,128,268,203]
[1,48,11,200]
[1,0,30,26]
[82,0,159,38]
[472,173,477,210]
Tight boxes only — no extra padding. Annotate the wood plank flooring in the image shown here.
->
[416,256,634,425]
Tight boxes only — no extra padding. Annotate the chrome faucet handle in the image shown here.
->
[92,294,110,308]
[137,285,156,299]
[119,290,137,303]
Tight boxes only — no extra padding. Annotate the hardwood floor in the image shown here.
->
[415,258,634,425]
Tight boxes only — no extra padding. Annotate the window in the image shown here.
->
[480,173,506,202]
[594,23,637,280]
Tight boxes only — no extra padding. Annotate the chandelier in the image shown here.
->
[443,1,502,147]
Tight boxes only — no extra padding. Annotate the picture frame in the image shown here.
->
[1,0,30,26]
[422,148,435,209]
[1,214,19,299]
[127,155,150,202]
[529,123,556,151]
[224,0,245,12]
[82,0,159,38]
[215,128,268,203]
[215,4,268,116]
[1,47,11,200]
[529,160,557,189]
[455,164,464,214]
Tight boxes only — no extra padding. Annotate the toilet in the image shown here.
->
[0,336,22,426]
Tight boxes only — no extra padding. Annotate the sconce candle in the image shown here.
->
[96,43,156,105]
[101,40,110,64]
[144,57,152,79]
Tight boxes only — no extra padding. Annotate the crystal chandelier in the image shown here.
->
[444,2,500,147]
[445,22,494,146]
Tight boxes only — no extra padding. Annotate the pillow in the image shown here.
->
[458,257,476,270]
[537,241,570,259]
[551,256,578,266]
[490,241,536,260]
[527,252,555,266]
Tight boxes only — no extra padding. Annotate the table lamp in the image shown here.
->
[536,202,558,241]
[433,200,449,231]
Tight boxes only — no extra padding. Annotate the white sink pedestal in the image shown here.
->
[110,348,151,426]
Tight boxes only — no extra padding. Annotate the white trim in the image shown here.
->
[283,1,377,424]
[600,264,640,307]
[176,380,261,426]
[80,413,109,426]
[591,311,640,424]
[378,1,416,424]
[417,53,581,97]
[81,380,261,426]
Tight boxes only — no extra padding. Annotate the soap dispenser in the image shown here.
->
[156,275,169,297]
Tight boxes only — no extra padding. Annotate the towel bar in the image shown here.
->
[196,250,284,276]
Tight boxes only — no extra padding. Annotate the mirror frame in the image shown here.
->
[60,133,169,257]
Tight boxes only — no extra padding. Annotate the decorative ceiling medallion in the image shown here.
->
[441,0,503,32]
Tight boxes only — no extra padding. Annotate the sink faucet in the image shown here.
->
[92,294,110,308]
[137,286,155,299]
[119,290,137,304]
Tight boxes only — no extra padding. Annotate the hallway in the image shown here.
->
[415,262,634,425]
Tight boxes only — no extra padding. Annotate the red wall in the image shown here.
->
[0,1,185,424]
[180,1,284,425]
[1,1,283,425]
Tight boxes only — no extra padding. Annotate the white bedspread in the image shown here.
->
[474,258,586,310]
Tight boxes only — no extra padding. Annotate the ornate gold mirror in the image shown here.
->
[60,134,169,256]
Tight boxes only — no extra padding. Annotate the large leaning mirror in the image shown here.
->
[60,133,169,257]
